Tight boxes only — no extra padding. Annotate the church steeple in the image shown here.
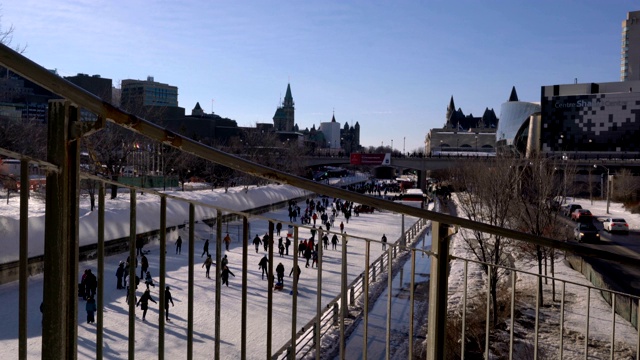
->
[446,96,456,127]
[284,83,293,107]
[273,83,295,131]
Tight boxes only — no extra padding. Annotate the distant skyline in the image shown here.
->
[2,1,634,152]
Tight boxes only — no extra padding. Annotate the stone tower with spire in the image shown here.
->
[273,83,295,131]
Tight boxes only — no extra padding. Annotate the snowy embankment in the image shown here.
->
[0,184,311,263]
[446,194,639,359]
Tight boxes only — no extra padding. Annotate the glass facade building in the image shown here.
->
[496,101,540,153]
[540,81,640,156]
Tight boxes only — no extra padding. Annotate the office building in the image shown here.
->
[621,11,640,81]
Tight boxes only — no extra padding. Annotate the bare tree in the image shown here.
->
[451,156,520,327]
[511,155,575,305]
[613,168,640,201]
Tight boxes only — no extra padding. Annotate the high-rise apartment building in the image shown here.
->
[621,11,640,81]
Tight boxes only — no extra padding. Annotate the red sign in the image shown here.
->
[350,153,391,165]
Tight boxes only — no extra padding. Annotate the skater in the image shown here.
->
[201,238,210,258]
[331,234,339,250]
[322,234,329,250]
[202,254,213,279]
[310,225,317,240]
[276,262,285,285]
[86,295,96,324]
[276,222,282,236]
[164,286,174,321]
[311,249,318,268]
[175,236,182,254]
[136,289,157,321]
[82,269,97,301]
[252,234,261,253]
[278,242,285,257]
[144,271,155,290]
[140,254,149,279]
[299,240,307,257]
[221,254,228,269]
[340,221,344,233]
[289,264,301,289]
[258,254,269,280]
[116,261,125,289]
[285,237,291,255]
[221,265,235,287]
[262,233,270,252]
[136,235,144,256]
[223,233,232,251]
[304,245,312,268]
[381,234,387,251]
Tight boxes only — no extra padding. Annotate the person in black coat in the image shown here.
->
[252,235,261,253]
[140,254,149,279]
[136,289,157,321]
[289,264,301,288]
[304,246,312,268]
[201,239,210,258]
[276,262,285,284]
[221,265,235,287]
[258,255,269,280]
[164,286,175,321]
[175,236,182,254]
[136,235,144,256]
[83,269,98,300]
[116,261,125,289]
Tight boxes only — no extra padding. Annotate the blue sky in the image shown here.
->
[2,0,634,152]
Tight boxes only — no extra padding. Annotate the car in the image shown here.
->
[563,204,582,217]
[571,209,593,222]
[354,204,375,213]
[602,217,629,234]
[574,222,600,243]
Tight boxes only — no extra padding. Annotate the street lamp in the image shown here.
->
[594,164,611,214]
[475,135,478,153]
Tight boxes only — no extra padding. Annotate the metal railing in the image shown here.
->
[2,42,640,359]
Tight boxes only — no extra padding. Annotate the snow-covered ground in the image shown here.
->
[0,183,420,359]
[447,196,640,359]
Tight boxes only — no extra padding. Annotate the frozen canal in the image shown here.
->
[341,230,432,359]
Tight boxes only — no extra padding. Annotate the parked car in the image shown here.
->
[602,217,629,234]
[563,204,582,217]
[571,209,592,222]
[354,204,375,213]
[574,222,600,243]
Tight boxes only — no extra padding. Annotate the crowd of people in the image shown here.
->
[72,194,385,326]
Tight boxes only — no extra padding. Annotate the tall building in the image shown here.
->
[272,83,295,131]
[621,11,640,81]
[121,76,179,108]
[64,73,112,103]
[120,76,183,123]
[319,114,341,149]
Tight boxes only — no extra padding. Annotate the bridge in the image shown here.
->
[3,43,640,360]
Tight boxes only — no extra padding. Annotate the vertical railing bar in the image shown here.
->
[158,195,167,360]
[508,269,515,360]
[584,287,590,360]
[610,293,616,360]
[128,189,137,360]
[559,281,565,360]
[316,228,324,359]
[215,210,222,357]
[534,274,540,360]
[385,244,392,360]
[637,298,640,360]
[187,204,195,360]
[18,159,28,360]
[340,233,347,359]
[267,221,274,358]
[363,240,370,360]
[408,248,416,360]
[241,216,248,360]
[96,182,105,360]
[485,265,491,360]
[462,260,468,360]
[291,227,299,360]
